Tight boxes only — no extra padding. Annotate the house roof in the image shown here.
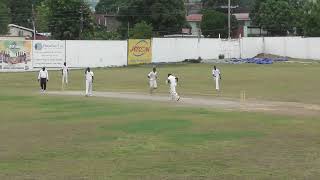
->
[233,13,250,21]
[186,14,203,22]
[8,24,35,33]
[8,24,49,37]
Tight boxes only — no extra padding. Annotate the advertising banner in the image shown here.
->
[0,40,32,71]
[128,39,152,65]
[32,40,65,68]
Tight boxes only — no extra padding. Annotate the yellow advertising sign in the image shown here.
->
[128,39,152,65]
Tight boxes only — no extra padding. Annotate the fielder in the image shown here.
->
[38,67,49,93]
[167,73,180,101]
[85,67,94,96]
[61,62,69,89]
[147,67,158,94]
[212,65,222,91]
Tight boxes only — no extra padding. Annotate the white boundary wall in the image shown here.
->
[66,40,127,68]
[264,37,320,60]
[2,37,320,72]
[152,38,240,63]
[152,37,320,62]
[240,37,263,58]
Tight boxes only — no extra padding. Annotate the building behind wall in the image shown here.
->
[1,24,49,40]
[186,14,202,37]
[94,14,121,32]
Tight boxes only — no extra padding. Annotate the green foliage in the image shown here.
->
[202,0,239,10]
[95,0,128,14]
[201,0,240,13]
[255,0,293,35]
[202,0,256,10]
[35,1,49,32]
[47,0,94,40]
[129,21,153,39]
[118,0,186,36]
[82,26,121,40]
[250,0,307,36]
[304,0,320,37]
[201,10,238,38]
[0,0,10,34]
[8,0,33,28]
[249,0,266,23]
[239,0,256,8]
[95,0,116,13]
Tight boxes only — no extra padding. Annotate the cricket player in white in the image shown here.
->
[167,74,180,101]
[85,67,94,96]
[61,62,68,89]
[148,67,158,94]
[212,65,222,91]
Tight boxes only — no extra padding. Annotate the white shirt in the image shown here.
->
[212,68,220,78]
[168,75,177,86]
[148,71,157,81]
[62,65,68,74]
[38,69,49,80]
[86,71,94,81]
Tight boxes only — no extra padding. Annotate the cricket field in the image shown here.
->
[1,62,320,179]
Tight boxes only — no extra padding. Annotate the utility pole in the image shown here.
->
[80,5,84,34]
[127,21,130,39]
[228,0,231,39]
[32,3,36,40]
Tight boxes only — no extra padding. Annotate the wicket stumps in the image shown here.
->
[240,90,246,102]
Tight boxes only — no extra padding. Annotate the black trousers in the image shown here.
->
[40,78,47,90]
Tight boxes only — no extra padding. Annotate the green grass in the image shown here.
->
[1,62,320,104]
[1,62,320,179]
[1,93,320,179]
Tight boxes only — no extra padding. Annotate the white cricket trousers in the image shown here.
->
[170,85,180,100]
[62,73,68,84]
[86,80,93,96]
[215,77,220,90]
[149,80,157,89]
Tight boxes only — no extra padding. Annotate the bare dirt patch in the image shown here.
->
[47,91,320,117]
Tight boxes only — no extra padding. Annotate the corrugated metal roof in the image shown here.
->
[186,14,203,22]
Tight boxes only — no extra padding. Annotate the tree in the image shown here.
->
[201,0,239,10]
[0,0,10,34]
[304,0,320,37]
[47,0,94,40]
[95,0,128,14]
[249,0,266,23]
[118,0,186,36]
[289,0,308,35]
[239,0,256,8]
[8,0,33,28]
[252,0,295,36]
[129,21,153,39]
[81,25,121,40]
[35,1,49,32]
[201,10,238,38]
[250,0,307,36]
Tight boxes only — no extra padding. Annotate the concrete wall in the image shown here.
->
[153,37,320,61]
[240,37,263,58]
[152,38,198,63]
[2,37,320,72]
[264,37,320,60]
[152,38,232,63]
[66,40,127,68]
